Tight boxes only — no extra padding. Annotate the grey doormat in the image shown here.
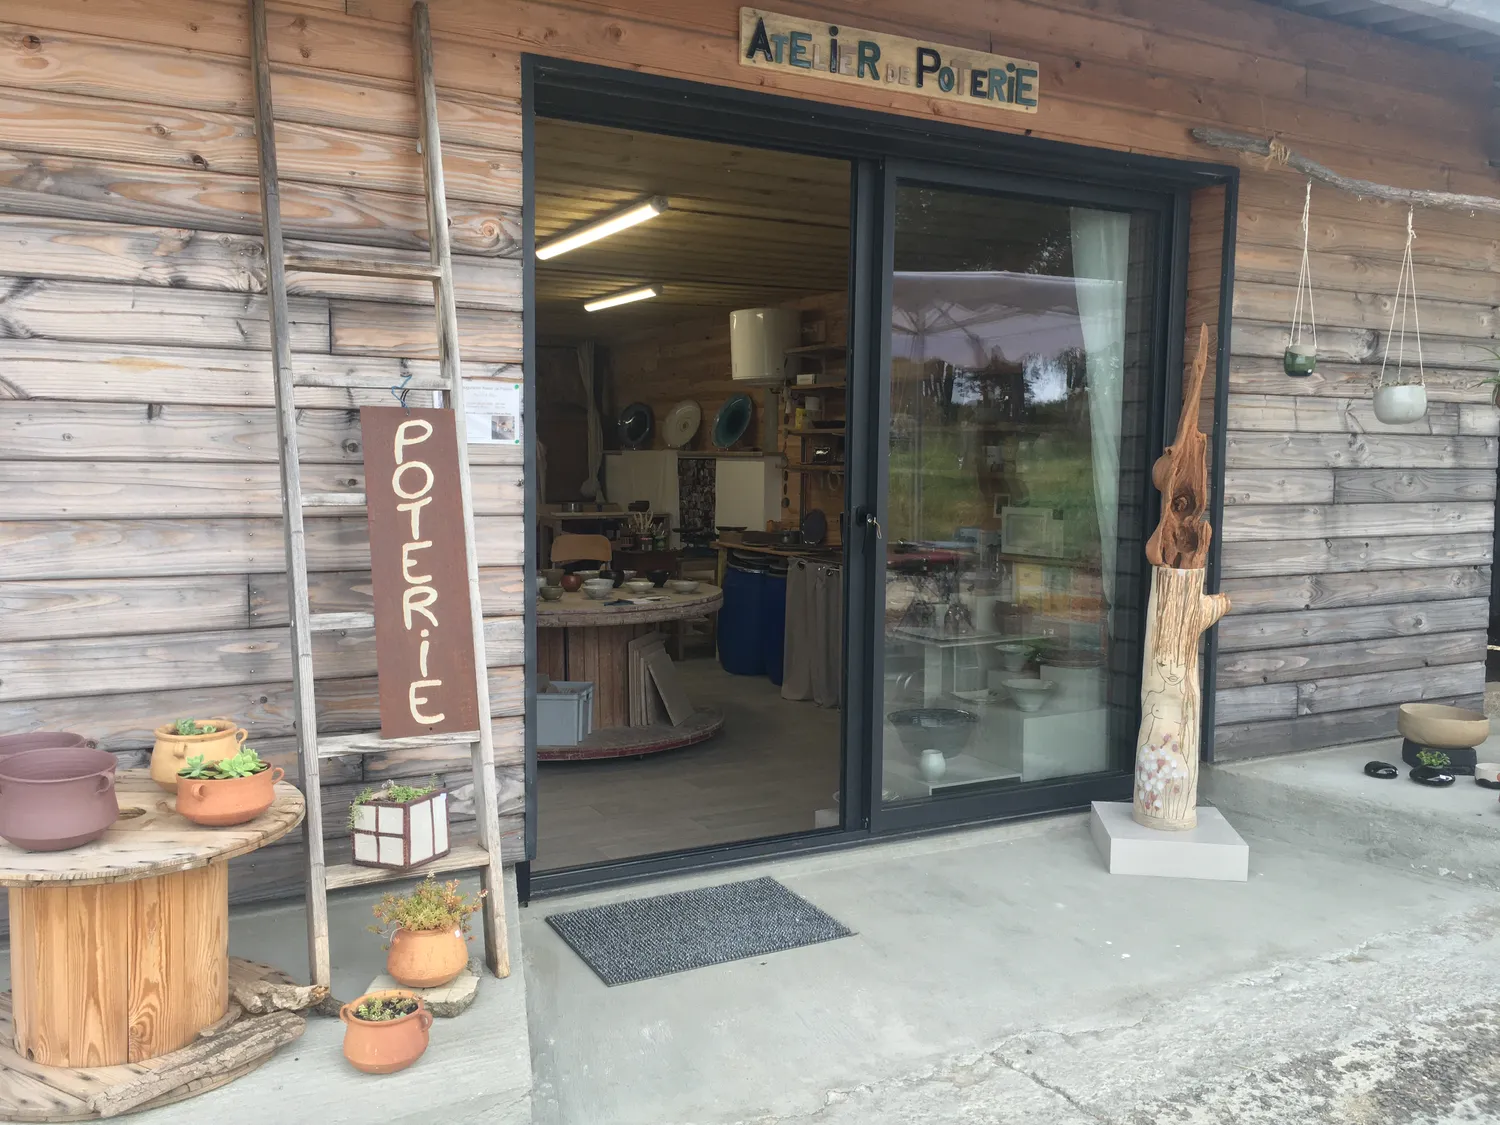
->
[545,876,853,985]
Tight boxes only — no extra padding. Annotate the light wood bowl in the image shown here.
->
[1397,703,1490,749]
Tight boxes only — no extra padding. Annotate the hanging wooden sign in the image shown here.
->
[360,405,480,739]
[739,8,1039,113]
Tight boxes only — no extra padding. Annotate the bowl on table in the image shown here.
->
[571,569,601,582]
[582,585,613,600]
[560,574,583,592]
[667,579,700,594]
[994,643,1032,673]
[623,579,655,595]
[539,585,564,601]
[1003,678,1055,713]
[886,708,978,761]
[647,570,671,588]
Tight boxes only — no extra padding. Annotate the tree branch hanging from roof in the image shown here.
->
[1191,127,1500,217]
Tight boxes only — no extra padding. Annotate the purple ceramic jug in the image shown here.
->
[0,748,119,851]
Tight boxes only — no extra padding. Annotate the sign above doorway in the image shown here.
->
[739,8,1039,113]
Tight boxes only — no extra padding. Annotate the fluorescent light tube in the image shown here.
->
[536,196,669,260]
[584,285,660,312]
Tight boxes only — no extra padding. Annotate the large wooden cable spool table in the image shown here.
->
[0,769,303,1113]
[537,586,725,761]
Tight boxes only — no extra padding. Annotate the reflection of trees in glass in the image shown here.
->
[894,189,1073,276]
[888,346,1102,561]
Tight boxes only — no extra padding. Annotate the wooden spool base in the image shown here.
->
[539,707,725,761]
[0,961,306,1122]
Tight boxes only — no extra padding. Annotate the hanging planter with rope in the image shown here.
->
[1283,180,1319,377]
[1371,208,1429,425]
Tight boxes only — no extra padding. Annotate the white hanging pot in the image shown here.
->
[1372,383,1428,425]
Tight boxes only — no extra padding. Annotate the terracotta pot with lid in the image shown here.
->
[0,747,119,851]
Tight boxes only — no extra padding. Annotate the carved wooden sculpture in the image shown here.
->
[1133,325,1230,831]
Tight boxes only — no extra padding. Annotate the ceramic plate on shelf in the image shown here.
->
[664,399,702,448]
[800,507,828,546]
[712,393,754,449]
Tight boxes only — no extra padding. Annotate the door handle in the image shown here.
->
[858,510,883,540]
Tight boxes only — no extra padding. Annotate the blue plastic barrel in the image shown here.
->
[718,564,766,675]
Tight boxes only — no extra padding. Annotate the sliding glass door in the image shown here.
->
[865,163,1173,829]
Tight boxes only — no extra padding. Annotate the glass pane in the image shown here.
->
[880,182,1157,807]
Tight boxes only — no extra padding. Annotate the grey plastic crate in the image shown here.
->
[536,681,594,746]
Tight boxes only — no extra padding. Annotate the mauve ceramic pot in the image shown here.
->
[0,732,91,755]
[0,748,119,851]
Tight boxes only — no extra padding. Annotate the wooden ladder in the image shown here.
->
[247,0,510,987]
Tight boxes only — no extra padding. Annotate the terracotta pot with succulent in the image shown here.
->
[175,747,284,826]
[349,780,450,871]
[151,717,246,792]
[339,990,433,1074]
[370,876,484,989]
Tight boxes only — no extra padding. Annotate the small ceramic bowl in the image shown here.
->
[994,643,1032,673]
[1476,762,1500,790]
[667,579,699,594]
[572,569,601,581]
[582,585,613,600]
[623,579,655,595]
[539,585,564,601]
[1283,344,1317,377]
[1003,677,1055,713]
[560,574,583,592]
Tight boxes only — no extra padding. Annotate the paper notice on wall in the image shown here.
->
[462,379,522,445]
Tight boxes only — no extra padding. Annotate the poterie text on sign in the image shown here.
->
[739,8,1039,113]
[360,406,481,739]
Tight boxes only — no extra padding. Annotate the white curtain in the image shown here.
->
[1069,208,1129,626]
[577,341,604,499]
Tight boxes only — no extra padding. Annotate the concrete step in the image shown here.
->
[1203,735,1500,889]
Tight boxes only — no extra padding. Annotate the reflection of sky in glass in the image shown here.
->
[1024,356,1069,404]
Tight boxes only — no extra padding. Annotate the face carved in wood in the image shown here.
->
[1145,325,1214,571]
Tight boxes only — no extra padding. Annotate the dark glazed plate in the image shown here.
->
[618,402,654,450]
[712,394,754,449]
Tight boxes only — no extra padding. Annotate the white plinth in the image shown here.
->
[1089,801,1248,882]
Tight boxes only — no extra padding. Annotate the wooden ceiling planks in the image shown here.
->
[533,118,851,339]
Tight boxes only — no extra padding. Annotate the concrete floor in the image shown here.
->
[534,658,841,871]
[525,786,1500,1125]
[62,873,533,1125]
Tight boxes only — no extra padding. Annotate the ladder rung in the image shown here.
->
[285,254,441,282]
[301,491,366,508]
[308,611,374,633]
[293,371,448,392]
[317,730,477,759]
[325,843,492,890]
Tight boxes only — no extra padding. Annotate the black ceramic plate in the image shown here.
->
[618,402,654,450]
[712,393,753,449]
[801,507,828,546]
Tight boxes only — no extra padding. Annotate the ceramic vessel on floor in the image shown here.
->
[1397,703,1489,749]
[340,991,433,1074]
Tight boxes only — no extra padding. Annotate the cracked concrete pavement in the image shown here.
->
[526,815,1500,1125]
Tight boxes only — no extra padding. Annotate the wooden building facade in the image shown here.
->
[0,0,1496,901]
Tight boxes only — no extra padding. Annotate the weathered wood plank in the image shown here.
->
[1231,241,1500,306]
[1234,280,1498,340]
[0,576,250,641]
[1220,469,1334,506]
[1,665,527,753]
[1227,357,1497,401]
[1217,596,1488,653]
[0,216,521,309]
[1215,629,1485,690]
[1459,403,1500,436]
[0,22,521,150]
[0,617,525,701]
[1220,502,1493,542]
[1231,320,1491,370]
[1213,694,1487,760]
[0,277,329,351]
[0,462,523,518]
[1226,393,1462,435]
[1225,431,1498,470]
[1219,532,1493,578]
[0,152,519,255]
[1331,468,1498,504]
[1297,660,1486,716]
[329,300,521,362]
[0,516,524,579]
[248,566,525,624]
[1213,682,1298,724]
[0,89,519,205]
[0,340,522,422]
[1219,566,1491,613]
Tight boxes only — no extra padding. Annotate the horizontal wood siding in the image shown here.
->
[1,0,1496,913]
[0,0,528,910]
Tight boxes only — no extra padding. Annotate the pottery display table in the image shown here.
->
[537,587,724,760]
[0,770,303,1085]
